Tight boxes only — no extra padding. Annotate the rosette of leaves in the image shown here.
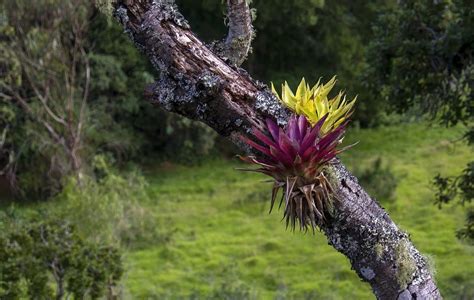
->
[272,77,356,134]
[239,114,352,231]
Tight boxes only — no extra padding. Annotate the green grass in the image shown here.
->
[124,123,473,299]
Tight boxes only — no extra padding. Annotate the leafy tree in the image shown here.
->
[0,0,93,198]
[366,0,473,241]
[0,0,219,199]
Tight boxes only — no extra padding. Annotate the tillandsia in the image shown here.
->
[271,77,356,134]
[239,114,353,231]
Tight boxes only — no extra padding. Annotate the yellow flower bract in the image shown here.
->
[272,76,356,134]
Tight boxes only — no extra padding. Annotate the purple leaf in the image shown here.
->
[317,128,345,151]
[240,136,272,156]
[266,118,280,141]
[253,128,278,148]
[301,145,317,161]
[297,115,307,140]
[287,115,301,142]
[279,131,298,158]
[270,145,293,166]
[300,114,329,153]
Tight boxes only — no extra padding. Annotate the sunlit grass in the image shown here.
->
[125,123,473,299]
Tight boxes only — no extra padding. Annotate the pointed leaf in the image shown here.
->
[253,128,278,148]
[240,136,271,156]
[266,118,280,141]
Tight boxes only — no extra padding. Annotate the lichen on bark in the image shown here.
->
[395,239,417,289]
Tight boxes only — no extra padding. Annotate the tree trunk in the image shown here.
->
[112,1,441,298]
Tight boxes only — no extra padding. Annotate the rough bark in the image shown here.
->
[112,1,442,299]
[219,0,255,66]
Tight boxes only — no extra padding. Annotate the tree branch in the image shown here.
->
[220,0,254,66]
[112,1,441,299]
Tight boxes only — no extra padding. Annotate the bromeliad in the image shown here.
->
[239,114,353,231]
[271,77,356,134]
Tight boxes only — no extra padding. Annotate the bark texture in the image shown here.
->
[113,1,442,299]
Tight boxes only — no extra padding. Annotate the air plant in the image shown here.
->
[271,77,356,134]
[239,114,352,231]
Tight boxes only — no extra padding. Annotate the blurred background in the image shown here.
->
[0,0,472,299]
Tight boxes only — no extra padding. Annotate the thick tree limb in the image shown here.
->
[113,1,441,299]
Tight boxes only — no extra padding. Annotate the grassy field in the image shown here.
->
[124,123,473,299]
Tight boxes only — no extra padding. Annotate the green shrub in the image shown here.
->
[0,216,123,299]
[52,156,163,249]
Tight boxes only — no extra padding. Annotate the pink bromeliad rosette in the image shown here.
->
[239,77,356,231]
